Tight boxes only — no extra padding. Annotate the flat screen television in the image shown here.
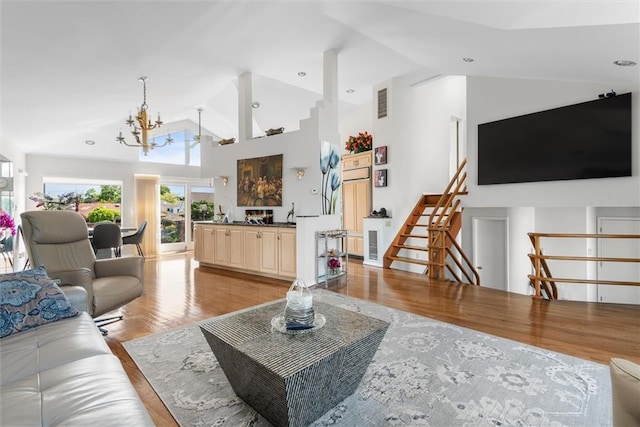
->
[477,92,632,185]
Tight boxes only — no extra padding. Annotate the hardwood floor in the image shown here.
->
[106,252,640,426]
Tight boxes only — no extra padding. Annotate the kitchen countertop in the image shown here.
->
[194,221,296,228]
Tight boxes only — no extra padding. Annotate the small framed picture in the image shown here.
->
[375,169,388,187]
[374,146,387,165]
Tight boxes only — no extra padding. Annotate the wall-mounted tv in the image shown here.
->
[477,92,632,185]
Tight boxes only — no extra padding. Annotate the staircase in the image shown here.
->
[383,159,480,285]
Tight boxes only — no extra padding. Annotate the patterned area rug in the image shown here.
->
[123,289,612,426]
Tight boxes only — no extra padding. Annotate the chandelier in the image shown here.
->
[117,76,172,155]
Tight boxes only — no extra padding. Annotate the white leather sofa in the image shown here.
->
[0,299,153,426]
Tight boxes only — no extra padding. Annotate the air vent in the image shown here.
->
[368,230,378,260]
[377,88,387,119]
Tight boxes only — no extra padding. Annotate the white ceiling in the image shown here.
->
[1,1,639,162]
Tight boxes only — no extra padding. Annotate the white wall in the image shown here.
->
[339,102,372,145]
[334,75,465,272]
[340,74,639,302]
[370,75,467,223]
[460,77,639,301]
[508,207,536,295]
[200,104,323,223]
[465,76,640,207]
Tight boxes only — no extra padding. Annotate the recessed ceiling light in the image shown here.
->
[462,57,475,63]
[613,60,637,67]
[346,89,355,94]
[251,101,260,109]
[297,71,306,77]
[85,139,95,145]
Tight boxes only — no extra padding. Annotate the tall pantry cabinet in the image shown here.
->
[341,151,372,256]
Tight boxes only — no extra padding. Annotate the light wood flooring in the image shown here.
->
[105,252,640,426]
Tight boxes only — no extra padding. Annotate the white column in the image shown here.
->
[319,49,339,145]
[238,72,253,142]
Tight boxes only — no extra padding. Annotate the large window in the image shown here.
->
[40,178,123,224]
[140,130,201,166]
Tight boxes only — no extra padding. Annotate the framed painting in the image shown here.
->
[237,154,283,206]
[375,169,387,187]
[374,146,387,165]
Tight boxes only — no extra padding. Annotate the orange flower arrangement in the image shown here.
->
[345,131,372,153]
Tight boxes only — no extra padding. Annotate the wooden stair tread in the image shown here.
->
[400,233,428,238]
[406,224,450,229]
[386,255,431,266]
[395,244,429,252]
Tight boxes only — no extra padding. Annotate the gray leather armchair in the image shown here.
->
[20,210,144,320]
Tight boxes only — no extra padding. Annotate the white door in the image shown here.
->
[597,218,640,304]
[472,218,508,291]
[160,183,187,252]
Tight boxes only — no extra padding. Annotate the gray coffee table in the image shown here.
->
[200,299,389,427]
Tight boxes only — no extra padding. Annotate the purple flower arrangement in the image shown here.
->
[327,256,341,271]
[0,210,16,236]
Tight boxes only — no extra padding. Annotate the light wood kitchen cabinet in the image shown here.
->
[214,227,228,265]
[342,151,372,257]
[194,224,215,264]
[214,226,244,268]
[278,228,297,279]
[228,228,244,268]
[243,228,261,271]
[259,228,279,275]
[244,227,279,275]
[196,224,296,280]
[342,152,372,170]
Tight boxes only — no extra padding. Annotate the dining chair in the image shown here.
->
[0,235,13,268]
[91,222,123,258]
[17,225,30,270]
[122,220,147,257]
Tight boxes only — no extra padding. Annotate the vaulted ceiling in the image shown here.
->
[2,1,638,162]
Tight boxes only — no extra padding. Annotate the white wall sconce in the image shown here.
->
[292,167,307,180]
[214,175,229,186]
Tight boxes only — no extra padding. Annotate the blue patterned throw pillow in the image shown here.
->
[0,265,79,338]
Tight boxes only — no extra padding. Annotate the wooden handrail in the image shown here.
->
[528,232,640,299]
[527,235,557,299]
[426,161,479,286]
[384,158,479,286]
[528,254,640,263]
[528,275,640,287]
[531,232,639,239]
[428,159,467,229]
[445,230,480,285]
